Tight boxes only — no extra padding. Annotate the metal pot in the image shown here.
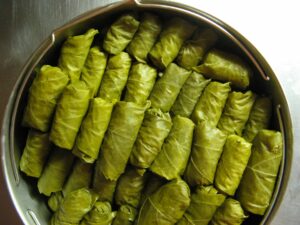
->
[1,0,293,225]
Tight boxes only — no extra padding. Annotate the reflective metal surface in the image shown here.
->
[1,0,300,224]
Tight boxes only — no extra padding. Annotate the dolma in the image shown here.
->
[126,13,162,63]
[237,129,283,215]
[97,101,150,181]
[177,186,226,225]
[150,116,194,180]
[171,71,211,117]
[215,135,251,196]
[130,108,172,169]
[184,121,227,186]
[80,46,108,97]
[243,96,272,142]
[22,65,69,132]
[115,167,148,208]
[93,162,117,203]
[194,49,252,90]
[149,63,191,112]
[124,63,157,105]
[19,130,51,178]
[48,192,64,212]
[38,148,74,196]
[217,91,256,135]
[50,188,97,225]
[50,81,90,150]
[210,198,247,225]
[149,17,196,70]
[73,98,115,163]
[136,179,190,225]
[97,52,131,101]
[81,201,116,225]
[103,14,140,55]
[191,81,231,126]
[112,205,137,225]
[58,28,98,82]
[177,28,218,69]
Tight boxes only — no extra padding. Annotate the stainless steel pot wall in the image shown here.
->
[1,0,293,225]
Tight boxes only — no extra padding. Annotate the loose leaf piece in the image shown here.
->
[112,205,137,225]
[22,65,69,132]
[237,130,283,215]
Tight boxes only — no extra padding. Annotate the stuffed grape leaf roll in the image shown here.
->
[97,101,151,181]
[177,28,218,69]
[177,186,226,225]
[103,14,140,55]
[149,63,191,112]
[97,52,131,101]
[50,81,91,150]
[48,192,64,212]
[19,130,52,178]
[126,13,162,63]
[112,205,137,225]
[130,108,172,169]
[171,71,211,117]
[237,129,283,215]
[215,135,251,196]
[38,148,74,196]
[149,17,196,70]
[80,46,107,97]
[217,91,256,135]
[150,116,194,180]
[136,178,190,225]
[73,98,115,163]
[184,121,227,186]
[194,49,252,90]
[242,96,272,142]
[210,198,247,225]
[58,28,98,82]
[191,81,231,126]
[22,65,69,132]
[124,63,157,105]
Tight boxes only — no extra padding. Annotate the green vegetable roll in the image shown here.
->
[50,81,91,150]
[215,135,252,196]
[242,96,272,142]
[115,167,148,208]
[50,188,97,225]
[130,108,172,169]
[97,52,132,101]
[19,130,51,178]
[38,148,74,196]
[210,198,248,225]
[136,179,190,225]
[149,63,191,112]
[149,17,196,70]
[81,201,116,225]
[177,186,226,225]
[177,28,218,69]
[194,49,252,90]
[150,116,194,180]
[97,101,151,181]
[171,71,211,117]
[217,91,256,135]
[126,13,162,63]
[191,81,231,126]
[48,192,64,212]
[112,205,137,225]
[184,121,227,186]
[237,130,283,215]
[103,14,140,55]
[58,28,98,82]
[22,65,69,132]
[80,46,108,97]
[73,98,115,163]
[124,63,157,105]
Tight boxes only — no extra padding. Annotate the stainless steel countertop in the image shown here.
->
[1,0,299,224]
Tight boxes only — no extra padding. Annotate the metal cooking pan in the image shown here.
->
[1,0,293,225]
